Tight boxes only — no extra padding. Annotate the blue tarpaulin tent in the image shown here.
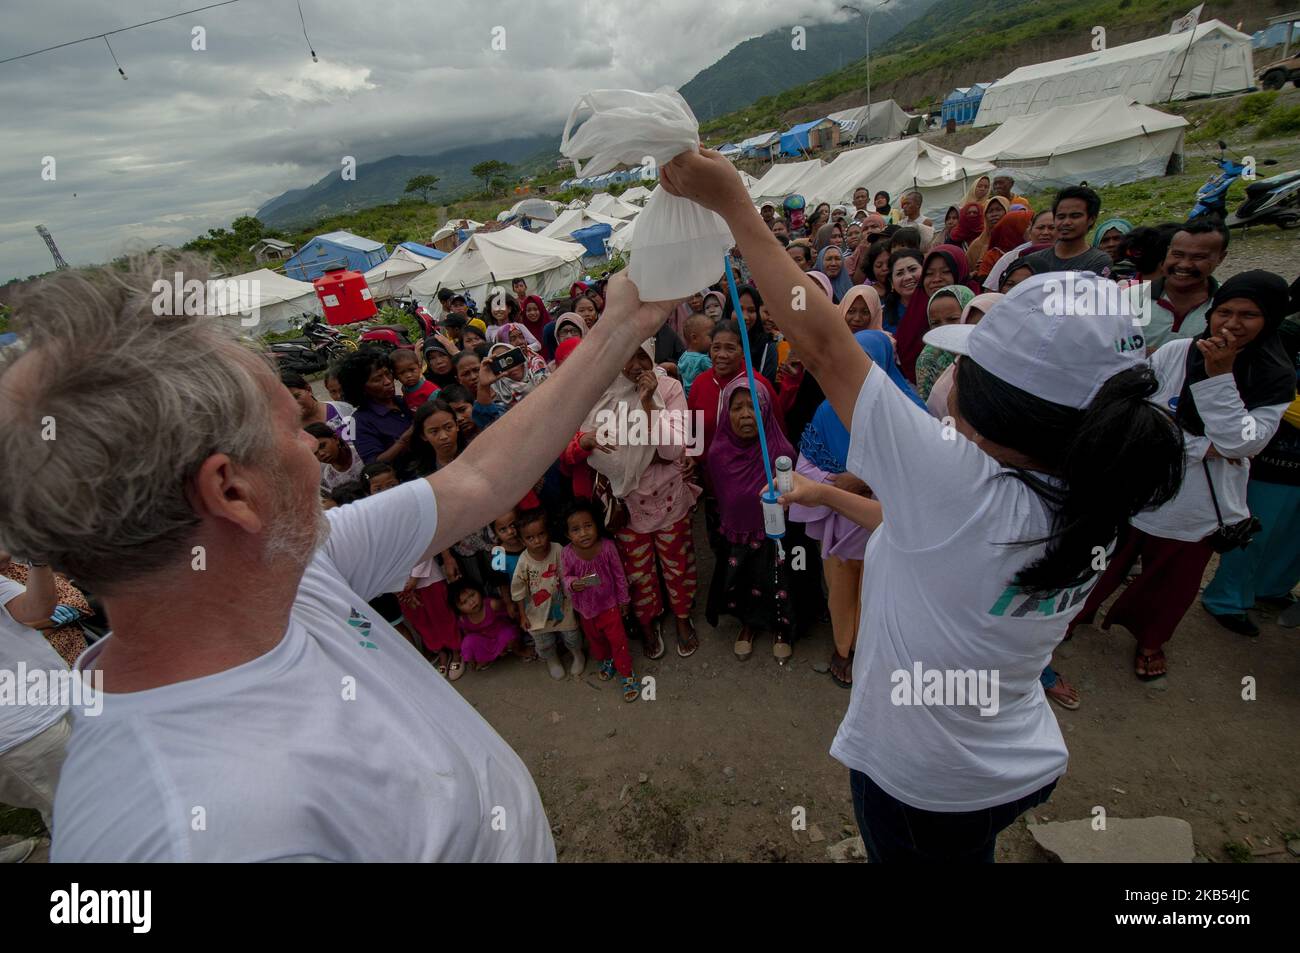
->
[570,223,613,258]
[284,230,387,281]
[941,84,991,126]
[780,119,825,156]
[398,241,446,260]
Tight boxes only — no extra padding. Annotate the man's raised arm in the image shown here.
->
[422,274,675,559]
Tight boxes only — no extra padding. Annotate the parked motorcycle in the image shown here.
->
[1189,140,1300,229]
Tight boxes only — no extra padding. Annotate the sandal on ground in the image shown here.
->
[622,675,640,703]
[829,650,853,689]
[448,660,464,682]
[643,619,666,660]
[1045,675,1081,710]
[734,627,754,661]
[675,618,700,658]
[597,659,615,681]
[1135,649,1167,681]
[773,633,793,665]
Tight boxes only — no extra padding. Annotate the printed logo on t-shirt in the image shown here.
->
[347,608,378,650]
[988,575,1097,618]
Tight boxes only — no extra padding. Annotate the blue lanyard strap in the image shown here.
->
[723,257,777,501]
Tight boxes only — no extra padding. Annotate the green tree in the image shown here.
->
[471,160,512,190]
[404,173,440,202]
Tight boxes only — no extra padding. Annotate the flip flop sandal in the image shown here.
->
[1045,678,1081,710]
[598,659,616,681]
[448,661,465,682]
[622,676,640,703]
[773,636,793,665]
[734,631,754,661]
[829,651,852,689]
[676,619,700,658]
[1134,649,1166,682]
[644,620,666,660]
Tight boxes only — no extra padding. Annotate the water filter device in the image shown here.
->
[761,489,786,538]
[775,455,794,494]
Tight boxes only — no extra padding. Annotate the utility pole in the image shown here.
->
[842,1,892,141]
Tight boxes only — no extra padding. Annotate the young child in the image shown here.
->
[399,550,462,680]
[360,463,417,647]
[450,580,523,671]
[393,348,438,411]
[677,312,714,397]
[511,510,585,680]
[561,500,638,702]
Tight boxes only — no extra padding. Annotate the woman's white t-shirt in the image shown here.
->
[830,364,1097,812]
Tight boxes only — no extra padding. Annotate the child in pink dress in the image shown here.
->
[450,581,522,670]
[561,500,638,702]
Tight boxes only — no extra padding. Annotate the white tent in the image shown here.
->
[537,207,630,242]
[407,226,584,308]
[509,197,561,222]
[974,20,1254,127]
[565,198,587,209]
[748,158,824,205]
[608,216,637,253]
[431,219,483,251]
[216,269,321,334]
[737,170,758,189]
[828,100,913,142]
[963,97,1188,190]
[586,192,642,219]
[363,246,437,301]
[795,139,996,221]
[620,185,653,205]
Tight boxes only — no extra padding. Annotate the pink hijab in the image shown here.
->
[838,284,883,332]
[806,271,834,299]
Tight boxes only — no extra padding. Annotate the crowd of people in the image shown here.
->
[295,168,1300,702]
[0,152,1297,863]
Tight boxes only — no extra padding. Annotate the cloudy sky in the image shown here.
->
[0,0,869,281]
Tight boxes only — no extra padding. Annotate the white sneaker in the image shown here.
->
[569,649,586,676]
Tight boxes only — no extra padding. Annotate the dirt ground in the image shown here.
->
[453,512,1300,863]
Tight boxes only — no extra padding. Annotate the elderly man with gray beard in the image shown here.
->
[0,256,675,862]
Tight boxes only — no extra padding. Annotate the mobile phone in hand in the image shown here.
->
[488,346,525,375]
[578,573,601,588]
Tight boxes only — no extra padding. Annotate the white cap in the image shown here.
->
[922,271,1148,410]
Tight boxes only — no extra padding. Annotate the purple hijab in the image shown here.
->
[706,376,795,545]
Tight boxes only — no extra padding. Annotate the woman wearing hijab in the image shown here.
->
[945,203,985,253]
[815,245,854,303]
[545,312,586,371]
[924,292,1004,418]
[706,377,802,663]
[485,342,547,407]
[873,191,900,224]
[688,319,779,455]
[499,323,549,375]
[519,295,551,345]
[702,290,726,321]
[814,222,843,254]
[571,341,702,659]
[840,284,883,334]
[423,340,459,390]
[724,284,780,382]
[791,329,925,687]
[894,244,973,382]
[960,174,992,208]
[1091,218,1134,259]
[1067,271,1297,681]
[914,285,976,400]
[963,196,1011,276]
[975,210,1035,280]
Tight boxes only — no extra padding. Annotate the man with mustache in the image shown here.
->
[1144,220,1229,351]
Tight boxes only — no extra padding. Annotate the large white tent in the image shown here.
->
[796,139,996,221]
[407,226,584,307]
[216,269,321,334]
[963,97,1188,190]
[974,20,1254,127]
[363,246,437,301]
[748,158,824,205]
[586,192,642,219]
[430,219,483,251]
[537,207,631,242]
[828,100,913,142]
[619,185,653,205]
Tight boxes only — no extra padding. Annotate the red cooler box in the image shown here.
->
[315,268,378,325]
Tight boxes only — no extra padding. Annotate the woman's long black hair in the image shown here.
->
[955,358,1184,596]
[336,349,391,409]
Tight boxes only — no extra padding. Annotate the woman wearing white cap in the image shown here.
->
[662,150,1184,863]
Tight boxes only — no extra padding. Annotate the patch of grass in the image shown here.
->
[1255,103,1300,140]
[1223,840,1253,863]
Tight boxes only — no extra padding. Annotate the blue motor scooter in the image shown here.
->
[1189,140,1300,229]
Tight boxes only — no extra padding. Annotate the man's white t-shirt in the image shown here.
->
[52,479,554,862]
[0,578,69,755]
[830,365,1095,812]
